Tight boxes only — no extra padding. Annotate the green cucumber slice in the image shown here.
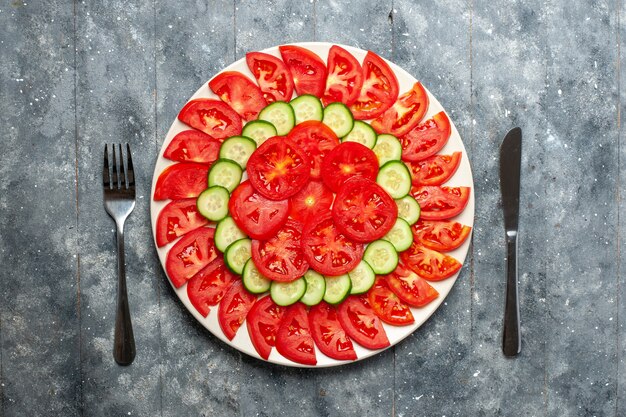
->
[323,274,352,305]
[342,120,377,149]
[382,218,414,252]
[242,259,271,294]
[215,216,247,253]
[322,102,354,137]
[270,278,307,307]
[363,240,398,275]
[258,101,295,136]
[196,186,229,221]
[376,160,412,199]
[224,238,252,275]
[241,120,277,145]
[299,270,326,306]
[219,136,257,169]
[208,159,243,192]
[348,261,376,295]
[395,196,421,225]
[373,134,402,165]
[290,94,323,124]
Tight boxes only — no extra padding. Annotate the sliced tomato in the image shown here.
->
[321,45,363,107]
[385,262,439,307]
[251,219,309,282]
[367,276,414,325]
[246,295,286,360]
[163,130,221,165]
[349,51,399,120]
[401,242,462,281]
[165,227,217,288]
[407,152,462,186]
[301,213,364,276]
[308,302,357,361]
[400,111,451,162]
[154,163,209,201]
[288,180,334,225]
[279,45,327,97]
[209,71,267,121]
[336,295,389,350]
[187,257,236,317]
[412,219,472,252]
[178,98,242,140]
[246,136,311,200]
[320,142,379,193]
[371,82,429,137]
[410,186,470,220]
[246,51,294,103]
[275,303,317,365]
[229,180,289,240]
[156,198,209,247]
[332,177,398,243]
[287,120,339,178]
[217,280,257,341]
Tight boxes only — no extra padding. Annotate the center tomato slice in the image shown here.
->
[321,45,363,107]
[217,280,257,341]
[412,219,472,252]
[275,303,317,365]
[371,82,429,137]
[246,295,286,360]
[165,227,217,288]
[367,276,414,325]
[407,152,462,186]
[288,180,334,225]
[178,98,242,140]
[401,242,462,281]
[308,302,357,361]
[320,141,379,193]
[385,263,439,307]
[349,51,399,120]
[279,45,327,98]
[156,198,209,247]
[209,71,267,121]
[229,180,289,240]
[410,185,470,220]
[187,257,236,317]
[287,120,339,179]
[246,136,311,200]
[336,295,390,350]
[246,51,295,103]
[154,162,209,201]
[400,111,451,162]
[163,130,221,165]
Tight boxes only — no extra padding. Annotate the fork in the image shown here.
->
[103,144,136,366]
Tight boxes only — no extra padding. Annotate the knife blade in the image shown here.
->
[500,127,522,357]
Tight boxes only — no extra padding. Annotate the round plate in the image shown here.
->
[150,42,474,368]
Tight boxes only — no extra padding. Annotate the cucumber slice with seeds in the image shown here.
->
[219,136,257,169]
[271,278,307,307]
[258,101,295,136]
[290,94,323,124]
[376,160,412,199]
[322,102,354,137]
[373,134,402,165]
[242,259,271,294]
[382,218,414,252]
[208,159,243,192]
[215,216,247,253]
[323,274,352,305]
[196,186,229,221]
[363,240,398,275]
[342,120,377,149]
[224,238,252,275]
[348,261,376,295]
[242,120,277,145]
[299,270,326,306]
[395,196,421,225]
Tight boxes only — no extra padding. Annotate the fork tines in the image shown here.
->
[103,144,135,190]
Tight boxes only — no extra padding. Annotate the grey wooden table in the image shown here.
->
[0,0,623,416]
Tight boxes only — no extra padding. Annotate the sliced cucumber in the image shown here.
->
[242,259,271,294]
[348,261,376,295]
[373,134,402,165]
[342,120,377,149]
[363,240,398,275]
[215,216,247,253]
[270,278,307,307]
[395,196,421,225]
[290,94,323,124]
[208,159,242,192]
[299,270,326,306]
[224,238,252,275]
[219,136,257,169]
[322,102,354,137]
[258,101,295,136]
[196,186,229,222]
[323,274,352,305]
[382,218,414,252]
[376,160,412,199]
[242,120,277,145]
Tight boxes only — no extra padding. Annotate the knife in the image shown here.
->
[500,127,522,357]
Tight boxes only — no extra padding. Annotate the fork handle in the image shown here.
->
[114,220,136,365]
[502,232,521,356]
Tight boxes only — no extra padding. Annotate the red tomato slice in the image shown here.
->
[165,227,217,288]
[332,177,398,243]
[301,213,364,276]
[367,276,414,325]
[401,242,462,281]
[229,180,289,240]
[251,219,309,282]
[320,142,379,193]
[287,120,339,178]
[246,295,286,360]
[217,280,257,341]
[246,136,311,200]
[410,186,470,220]
[412,219,472,252]
[407,152,462,186]
[371,82,429,137]
[209,71,267,121]
[336,295,389,350]
[288,181,334,225]
[178,98,242,140]
[163,130,221,165]
[275,303,317,365]
[385,263,439,307]
[321,45,363,107]
[187,257,236,317]
[349,51,399,120]
[279,45,327,97]
[154,162,209,201]
[308,302,357,361]
[246,51,295,103]
[156,198,209,247]
[400,111,451,162]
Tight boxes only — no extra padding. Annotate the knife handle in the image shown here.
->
[502,231,521,356]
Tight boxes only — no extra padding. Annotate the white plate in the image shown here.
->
[150,42,475,368]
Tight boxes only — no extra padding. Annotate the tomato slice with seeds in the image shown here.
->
[400,111,451,162]
[187,257,236,317]
[349,51,399,120]
[301,213,364,276]
[287,120,339,179]
[288,180,334,225]
[367,276,414,325]
[407,152,462,186]
[209,71,267,121]
[336,295,389,350]
[275,303,317,365]
[246,51,295,103]
[279,45,327,97]
[229,180,289,240]
[412,219,472,252]
[165,227,217,288]
[246,295,286,360]
[156,198,209,247]
[218,280,257,341]
[410,186,470,220]
[401,242,462,281]
[163,130,221,165]
[178,98,242,140]
[154,163,209,201]
[320,142,379,193]
[308,302,357,361]
[371,82,429,137]
[384,263,439,307]
[246,136,311,200]
[321,45,363,107]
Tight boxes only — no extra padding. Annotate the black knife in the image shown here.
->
[500,127,522,357]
